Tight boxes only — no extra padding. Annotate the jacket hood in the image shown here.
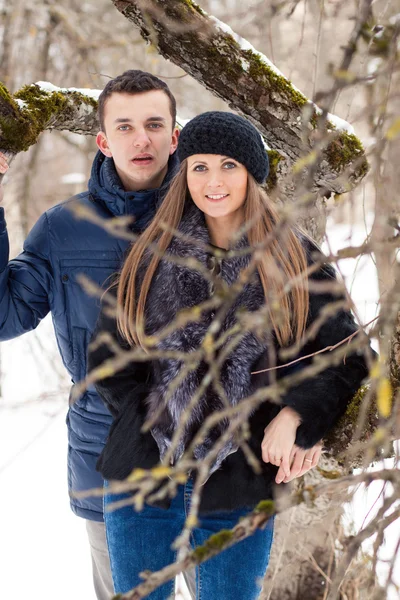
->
[88,150,180,230]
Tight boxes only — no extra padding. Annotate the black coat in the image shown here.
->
[88,203,370,513]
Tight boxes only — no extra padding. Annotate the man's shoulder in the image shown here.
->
[45,190,93,219]
[44,190,111,227]
[31,189,112,251]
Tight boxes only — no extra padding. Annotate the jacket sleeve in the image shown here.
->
[0,207,52,340]
[87,298,151,417]
[282,244,372,449]
[89,297,160,481]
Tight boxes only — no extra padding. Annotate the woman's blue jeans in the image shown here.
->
[104,476,274,599]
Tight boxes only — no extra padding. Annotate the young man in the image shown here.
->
[0,70,179,600]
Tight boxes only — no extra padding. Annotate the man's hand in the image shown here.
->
[275,443,322,484]
[0,151,9,203]
[261,406,301,483]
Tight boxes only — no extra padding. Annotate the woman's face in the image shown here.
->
[186,154,248,220]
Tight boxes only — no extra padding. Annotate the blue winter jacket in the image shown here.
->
[0,150,179,521]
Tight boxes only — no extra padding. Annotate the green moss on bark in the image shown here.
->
[15,84,69,126]
[201,34,243,83]
[0,82,18,112]
[266,149,283,189]
[161,0,206,24]
[241,49,311,113]
[325,131,368,176]
[317,467,342,479]
[0,83,97,153]
[0,82,37,153]
[341,385,372,427]
[178,0,206,16]
[192,530,234,562]
[324,384,378,459]
[254,499,275,516]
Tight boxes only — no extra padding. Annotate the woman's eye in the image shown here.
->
[223,161,236,169]
[193,165,207,172]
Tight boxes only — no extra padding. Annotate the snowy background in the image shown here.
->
[0,215,398,599]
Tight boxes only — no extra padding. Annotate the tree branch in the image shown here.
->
[110,0,368,195]
[0,81,99,159]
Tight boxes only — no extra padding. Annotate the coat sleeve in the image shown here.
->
[87,297,151,418]
[0,207,52,340]
[281,243,372,449]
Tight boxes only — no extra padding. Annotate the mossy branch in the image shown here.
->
[111,0,368,194]
[0,82,99,155]
[324,384,380,464]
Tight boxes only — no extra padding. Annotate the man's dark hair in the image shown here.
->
[98,70,177,131]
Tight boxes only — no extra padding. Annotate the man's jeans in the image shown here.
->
[86,520,115,600]
[104,476,274,599]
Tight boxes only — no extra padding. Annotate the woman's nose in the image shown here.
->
[206,173,223,188]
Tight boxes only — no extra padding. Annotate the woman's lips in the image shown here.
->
[205,194,229,202]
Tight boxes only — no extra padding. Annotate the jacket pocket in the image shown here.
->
[60,253,121,375]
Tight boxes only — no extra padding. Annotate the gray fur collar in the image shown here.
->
[144,201,269,475]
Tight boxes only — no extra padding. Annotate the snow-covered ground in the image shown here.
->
[0,319,95,599]
[0,215,398,599]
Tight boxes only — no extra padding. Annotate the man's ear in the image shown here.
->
[169,127,180,155]
[96,131,113,158]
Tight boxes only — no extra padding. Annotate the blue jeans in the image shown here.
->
[104,476,274,599]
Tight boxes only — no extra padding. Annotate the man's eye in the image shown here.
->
[118,125,130,131]
[148,123,162,129]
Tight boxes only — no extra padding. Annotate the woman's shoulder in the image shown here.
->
[295,229,336,281]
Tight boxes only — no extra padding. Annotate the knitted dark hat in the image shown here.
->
[177,111,269,184]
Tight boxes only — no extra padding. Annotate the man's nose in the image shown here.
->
[133,129,151,147]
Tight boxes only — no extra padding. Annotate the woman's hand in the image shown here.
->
[261,406,301,482]
[275,443,322,484]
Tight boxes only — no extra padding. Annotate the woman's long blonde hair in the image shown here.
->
[116,160,309,349]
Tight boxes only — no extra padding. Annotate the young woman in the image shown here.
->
[88,112,370,599]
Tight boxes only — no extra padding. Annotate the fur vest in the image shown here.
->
[141,203,273,477]
[89,202,370,513]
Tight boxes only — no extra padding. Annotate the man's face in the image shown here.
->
[96,91,179,192]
